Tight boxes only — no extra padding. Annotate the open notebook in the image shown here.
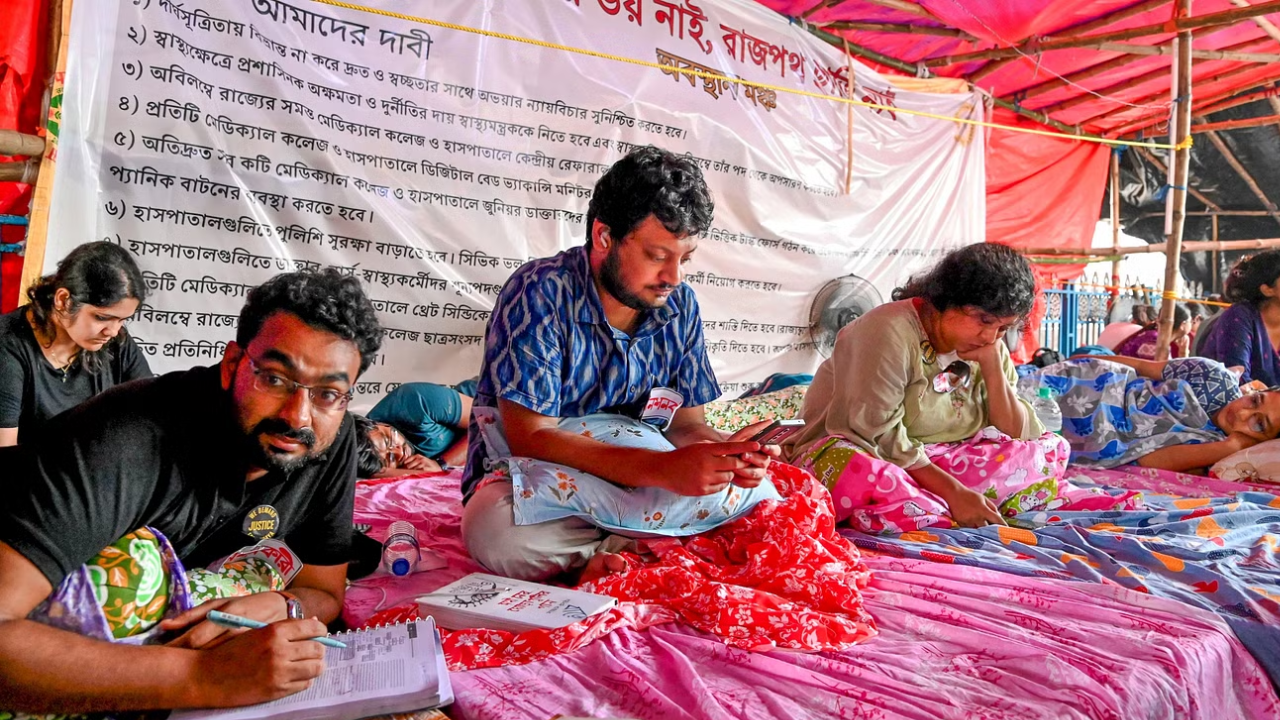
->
[171,618,452,720]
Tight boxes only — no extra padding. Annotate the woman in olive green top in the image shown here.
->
[785,244,1067,532]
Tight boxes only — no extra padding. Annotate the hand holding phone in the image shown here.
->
[748,419,805,446]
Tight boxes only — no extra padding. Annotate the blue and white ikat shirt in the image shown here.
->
[461,245,721,500]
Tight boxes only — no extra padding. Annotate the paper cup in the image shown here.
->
[640,387,683,430]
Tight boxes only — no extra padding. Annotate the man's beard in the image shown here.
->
[600,244,672,311]
[246,418,323,474]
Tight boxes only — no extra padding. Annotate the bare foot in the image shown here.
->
[577,552,629,585]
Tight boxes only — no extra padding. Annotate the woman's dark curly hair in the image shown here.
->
[1224,249,1280,306]
[892,243,1036,318]
[585,145,714,249]
[237,268,383,374]
[27,241,147,373]
[351,413,384,477]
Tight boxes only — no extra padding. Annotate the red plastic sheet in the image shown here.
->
[987,110,1111,282]
[0,0,48,312]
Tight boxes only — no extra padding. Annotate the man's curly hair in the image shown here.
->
[237,269,383,374]
[892,243,1036,318]
[585,145,714,249]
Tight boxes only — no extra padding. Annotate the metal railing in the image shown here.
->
[1035,277,1210,355]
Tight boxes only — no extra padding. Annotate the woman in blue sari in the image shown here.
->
[1026,355,1280,473]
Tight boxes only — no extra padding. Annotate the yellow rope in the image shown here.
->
[307,0,1185,151]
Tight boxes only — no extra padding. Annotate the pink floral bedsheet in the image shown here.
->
[346,471,1280,720]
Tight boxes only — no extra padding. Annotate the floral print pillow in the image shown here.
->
[487,412,782,537]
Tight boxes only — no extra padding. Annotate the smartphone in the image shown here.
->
[749,418,805,445]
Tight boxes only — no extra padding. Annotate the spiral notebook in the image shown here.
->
[170,617,452,720]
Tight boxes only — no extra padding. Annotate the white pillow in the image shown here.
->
[1210,439,1280,483]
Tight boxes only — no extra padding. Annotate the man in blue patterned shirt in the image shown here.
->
[461,146,776,581]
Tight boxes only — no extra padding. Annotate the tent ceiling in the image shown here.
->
[759,0,1280,282]
[759,0,1280,136]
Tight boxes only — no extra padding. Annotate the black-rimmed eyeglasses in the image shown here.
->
[245,356,353,412]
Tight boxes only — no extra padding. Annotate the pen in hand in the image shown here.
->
[207,610,347,649]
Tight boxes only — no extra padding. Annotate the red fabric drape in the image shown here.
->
[0,0,50,312]
[986,109,1111,284]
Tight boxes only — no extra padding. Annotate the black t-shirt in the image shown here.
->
[0,365,357,588]
[0,305,152,443]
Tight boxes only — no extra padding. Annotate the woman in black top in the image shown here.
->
[0,242,151,445]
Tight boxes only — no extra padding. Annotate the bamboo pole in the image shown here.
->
[1095,42,1280,62]
[969,0,1172,82]
[1039,63,1172,114]
[1133,145,1221,211]
[923,0,1280,68]
[822,21,978,41]
[1112,78,1280,137]
[1195,83,1280,116]
[1014,35,1272,103]
[1079,62,1258,127]
[801,0,844,20]
[1202,128,1280,230]
[1213,216,1220,293]
[1110,150,1122,299]
[19,0,71,298]
[0,161,41,184]
[859,0,934,20]
[1154,4,1193,361]
[1140,210,1270,217]
[0,130,46,157]
[1021,237,1280,255]
[1193,114,1280,133]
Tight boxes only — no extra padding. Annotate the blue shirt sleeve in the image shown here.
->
[484,268,565,416]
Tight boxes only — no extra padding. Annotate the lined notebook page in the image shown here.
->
[171,618,451,720]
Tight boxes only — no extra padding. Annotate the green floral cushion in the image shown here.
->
[704,384,809,433]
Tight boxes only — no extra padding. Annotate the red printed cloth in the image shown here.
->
[360,462,877,671]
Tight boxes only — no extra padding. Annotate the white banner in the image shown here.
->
[46,0,984,405]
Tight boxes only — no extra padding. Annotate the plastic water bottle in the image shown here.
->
[381,521,421,577]
[1030,387,1062,433]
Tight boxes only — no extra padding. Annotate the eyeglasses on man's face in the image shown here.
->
[245,355,353,412]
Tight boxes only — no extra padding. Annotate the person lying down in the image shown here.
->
[1022,355,1280,474]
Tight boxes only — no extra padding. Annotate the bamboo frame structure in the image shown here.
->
[1110,151,1122,298]
[1021,237,1280,256]
[1113,77,1280,136]
[821,21,978,41]
[1202,128,1280,230]
[0,130,45,157]
[1096,41,1280,62]
[1192,114,1280,133]
[1154,6,1193,361]
[1079,62,1258,127]
[1140,210,1270,217]
[923,0,1280,68]
[970,0,1172,82]
[1016,34,1272,104]
[18,0,69,297]
[1133,146,1222,212]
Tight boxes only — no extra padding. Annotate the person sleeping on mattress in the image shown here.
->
[1022,355,1280,474]
[784,243,1068,533]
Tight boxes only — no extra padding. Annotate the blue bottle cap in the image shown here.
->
[391,557,412,576]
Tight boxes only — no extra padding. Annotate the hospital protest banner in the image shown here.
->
[45,0,985,403]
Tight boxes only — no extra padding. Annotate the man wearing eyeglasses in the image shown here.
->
[0,269,382,714]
